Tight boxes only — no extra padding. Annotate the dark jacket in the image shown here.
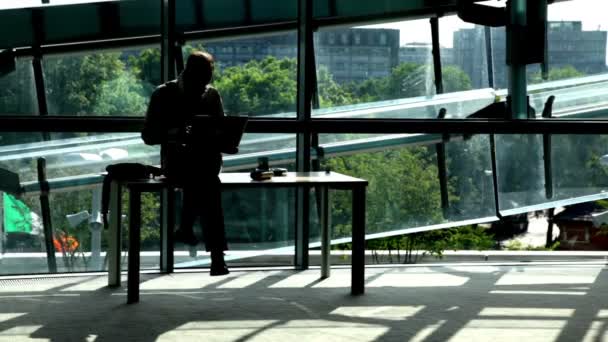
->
[142,80,225,179]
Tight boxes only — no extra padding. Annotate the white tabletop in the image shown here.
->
[219,171,367,186]
[118,171,367,190]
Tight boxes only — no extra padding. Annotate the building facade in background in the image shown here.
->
[399,42,454,66]
[203,28,400,84]
[453,21,608,89]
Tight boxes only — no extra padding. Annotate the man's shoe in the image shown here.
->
[210,252,230,276]
[210,264,230,276]
[174,229,198,246]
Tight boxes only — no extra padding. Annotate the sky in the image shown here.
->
[0,0,116,10]
[362,0,608,48]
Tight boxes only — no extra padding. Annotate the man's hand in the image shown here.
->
[167,126,192,144]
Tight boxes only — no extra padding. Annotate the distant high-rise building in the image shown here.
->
[203,28,400,84]
[315,28,400,83]
[453,21,607,89]
[399,43,431,65]
[399,43,454,66]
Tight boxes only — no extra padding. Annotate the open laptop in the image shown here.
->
[190,115,249,152]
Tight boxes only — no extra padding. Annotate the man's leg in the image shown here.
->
[199,176,229,276]
[174,186,199,246]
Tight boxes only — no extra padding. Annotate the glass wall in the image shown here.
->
[442,15,488,91]
[317,134,496,240]
[0,57,37,116]
[3,0,608,276]
[495,134,546,215]
[0,131,160,275]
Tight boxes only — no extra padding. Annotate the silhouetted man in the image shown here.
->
[142,51,231,276]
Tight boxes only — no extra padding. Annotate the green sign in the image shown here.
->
[3,193,32,233]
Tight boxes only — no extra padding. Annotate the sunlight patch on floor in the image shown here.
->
[0,325,44,336]
[251,320,388,342]
[0,313,27,324]
[269,273,320,288]
[495,267,601,286]
[448,319,567,342]
[330,305,425,321]
[140,274,230,290]
[478,308,575,318]
[157,320,278,342]
[367,273,469,287]
[490,290,587,296]
[218,271,282,289]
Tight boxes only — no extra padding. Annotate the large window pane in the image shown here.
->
[445,16,488,90]
[0,131,160,275]
[0,133,159,183]
[0,57,37,116]
[531,0,608,117]
[44,48,160,116]
[318,134,497,243]
[477,1,608,116]
[495,134,546,215]
[314,22,416,111]
[314,19,495,119]
[183,32,297,118]
[551,134,608,204]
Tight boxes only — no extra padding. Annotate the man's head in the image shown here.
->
[181,51,215,95]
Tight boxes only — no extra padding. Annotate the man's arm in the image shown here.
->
[141,89,165,145]
[142,87,182,145]
[207,87,225,117]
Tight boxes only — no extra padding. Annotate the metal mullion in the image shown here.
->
[430,17,443,95]
[193,0,204,28]
[244,0,252,25]
[161,0,177,83]
[430,17,450,218]
[508,0,528,119]
[31,8,50,141]
[485,26,495,89]
[13,23,298,59]
[3,117,608,134]
[295,0,313,270]
[489,135,503,218]
[14,36,161,58]
[181,22,298,43]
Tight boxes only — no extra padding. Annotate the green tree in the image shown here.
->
[316,65,354,107]
[442,65,472,93]
[530,65,585,84]
[323,146,443,239]
[44,53,124,115]
[214,56,297,116]
[92,73,149,116]
[128,48,161,89]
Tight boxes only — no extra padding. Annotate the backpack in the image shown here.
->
[101,163,163,229]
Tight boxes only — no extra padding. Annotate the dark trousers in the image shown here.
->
[179,175,228,252]
[168,150,228,253]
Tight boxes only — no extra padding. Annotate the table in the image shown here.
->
[106,171,368,303]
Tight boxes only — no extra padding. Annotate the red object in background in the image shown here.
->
[53,233,79,253]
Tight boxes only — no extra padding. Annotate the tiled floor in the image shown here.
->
[1,264,608,341]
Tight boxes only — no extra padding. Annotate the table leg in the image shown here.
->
[160,187,175,273]
[351,186,366,295]
[108,181,122,287]
[295,187,310,270]
[127,189,141,304]
[320,186,330,279]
